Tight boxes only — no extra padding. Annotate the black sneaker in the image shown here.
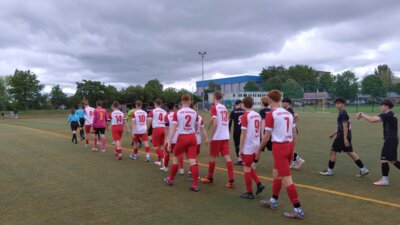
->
[256,183,265,195]
[234,161,243,166]
[240,192,254,199]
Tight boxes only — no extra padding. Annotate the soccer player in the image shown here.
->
[67,108,79,144]
[148,99,167,168]
[83,101,95,149]
[145,101,155,142]
[92,100,108,152]
[76,103,86,140]
[239,96,265,199]
[253,96,272,169]
[129,100,151,162]
[357,99,400,186]
[319,97,369,177]
[201,91,235,188]
[229,99,245,165]
[282,98,305,170]
[257,90,304,220]
[164,102,184,173]
[163,94,200,192]
[110,101,124,160]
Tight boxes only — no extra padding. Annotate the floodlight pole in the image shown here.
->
[199,51,207,109]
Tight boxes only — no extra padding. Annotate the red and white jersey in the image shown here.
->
[195,115,204,145]
[172,107,198,135]
[84,106,95,125]
[265,108,295,143]
[132,109,148,134]
[148,108,167,128]
[165,112,178,143]
[111,110,124,126]
[211,103,229,140]
[241,111,261,154]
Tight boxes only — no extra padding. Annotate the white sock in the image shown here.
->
[382,176,389,181]
[238,157,242,161]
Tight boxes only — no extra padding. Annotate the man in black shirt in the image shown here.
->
[229,99,245,165]
[357,99,400,186]
[282,98,305,170]
[320,97,369,176]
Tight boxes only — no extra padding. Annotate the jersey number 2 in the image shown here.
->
[185,115,192,127]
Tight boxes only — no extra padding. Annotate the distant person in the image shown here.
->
[129,100,151,161]
[357,100,400,186]
[148,99,167,168]
[83,101,95,150]
[67,108,79,144]
[282,98,305,170]
[164,102,184,173]
[1,112,4,119]
[145,101,155,141]
[319,97,369,177]
[109,101,125,160]
[229,99,245,165]
[253,96,272,169]
[76,103,86,140]
[92,101,108,152]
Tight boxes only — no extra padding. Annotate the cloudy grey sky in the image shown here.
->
[0,0,399,94]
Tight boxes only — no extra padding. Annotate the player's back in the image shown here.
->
[174,107,197,135]
[266,108,294,143]
[242,111,261,152]
[93,108,107,128]
[150,108,167,128]
[211,103,229,140]
[111,110,124,126]
[84,106,95,125]
[133,109,147,134]
[166,112,179,143]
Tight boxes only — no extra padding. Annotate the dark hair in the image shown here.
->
[167,101,175,110]
[136,100,142,108]
[78,103,82,108]
[282,97,292,104]
[334,97,346,104]
[147,101,154,108]
[154,98,162,106]
[267,90,281,102]
[96,100,102,107]
[380,99,394,109]
[243,96,254,109]
[112,101,119,108]
[261,96,269,107]
[214,91,223,100]
[71,108,76,114]
[235,99,243,106]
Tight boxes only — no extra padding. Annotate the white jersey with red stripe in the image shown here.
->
[172,107,198,135]
[84,106,95,125]
[265,108,295,143]
[195,115,204,145]
[111,110,124,126]
[240,110,261,154]
[148,108,167,128]
[132,109,148,134]
[211,103,230,140]
[166,112,178,144]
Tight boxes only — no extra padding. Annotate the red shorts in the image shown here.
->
[84,125,94,134]
[272,142,294,177]
[152,127,165,147]
[112,125,124,141]
[133,133,148,142]
[241,153,256,167]
[173,134,197,159]
[210,140,230,157]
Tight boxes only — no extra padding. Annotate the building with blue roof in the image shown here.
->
[196,75,262,95]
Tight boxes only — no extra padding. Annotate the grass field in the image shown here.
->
[1,111,400,225]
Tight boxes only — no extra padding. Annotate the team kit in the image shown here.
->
[67,89,400,220]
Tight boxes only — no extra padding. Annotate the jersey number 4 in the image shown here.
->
[116,115,123,123]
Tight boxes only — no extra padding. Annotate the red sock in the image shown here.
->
[169,164,179,181]
[101,139,106,149]
[133,148,138,154]
[190,164,199,187]
[145,146,150,153]
[94,138,98,148]
[286,184,300,205]
[165,153,170,167]
[272,179,282,197]
[226,161,234,182]
[85,139,89,144]
[244,172,253,193]
[251,168,260,184]
[116,148,122,154]
[178,156,184,169]
[208,161,216,179]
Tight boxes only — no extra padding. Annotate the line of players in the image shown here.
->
[66,89,400,220]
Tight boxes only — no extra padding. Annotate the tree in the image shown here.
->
[74,80,107,106]
[204,81,221,101]
[374,64,394,92]
[8,69,44,110]
[145,79,163,101]
[361,75,386,98]
[50,85,67,108]
[319,72,335,95]
[259,65,287,82]
[244,81,260,91]
[282,79,303,99]
[119,85,146,104]
[263,76,283,91]
[0,76,9,110]
[287,64,318,92]
[332,70,358,101]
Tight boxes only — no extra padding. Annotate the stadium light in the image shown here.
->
[198,51,207,109]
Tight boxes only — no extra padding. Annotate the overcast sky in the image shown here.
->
[0,0,399,94]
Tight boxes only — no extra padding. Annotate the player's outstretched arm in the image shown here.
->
[357,112,381,123]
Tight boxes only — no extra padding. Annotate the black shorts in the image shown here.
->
[266,140,272,151]
[94,127,106,135]
[148,126,153,136]
[381,138,398,161]
[79,118,85,127]
[233,130,241,147]
[70,121,79,131]
[331,137,353,153]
